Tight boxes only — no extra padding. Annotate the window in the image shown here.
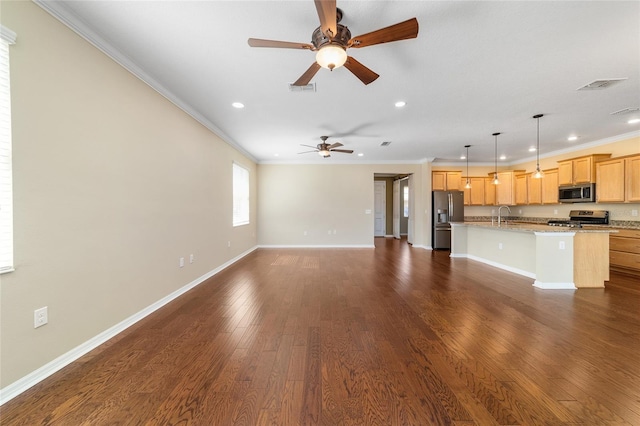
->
[403,185,409,218]
[232,162,249,226]
[0,26,15,274]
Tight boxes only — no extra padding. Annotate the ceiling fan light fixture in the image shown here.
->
[315,44,347,70]
[318,149,330,157]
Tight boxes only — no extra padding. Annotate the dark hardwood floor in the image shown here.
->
[2,238,640,425]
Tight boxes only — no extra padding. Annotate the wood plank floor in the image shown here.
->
[2,237,640,425]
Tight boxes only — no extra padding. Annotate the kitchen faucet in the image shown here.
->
[498,205,511,227]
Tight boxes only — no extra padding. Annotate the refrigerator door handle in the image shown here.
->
[448,193,453,219]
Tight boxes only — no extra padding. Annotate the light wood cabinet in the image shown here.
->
[557,154,611,185]
[493,170,524,206]
[463,177,492,206]
[515,174,528,205]
[528,174,543,204]
[596,158,625,202]
[610,229,640,276]
[432,171,462,191]
[626,155,640,202]
[541,169,558,204]
[596,154,640,203]
[484,178,496,206]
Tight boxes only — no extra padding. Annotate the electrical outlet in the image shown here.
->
[333,229,337,234]
[498,243,503,250]
[34,307,48,328]
[179,257,185,268]
[518,209,522,214]
[559,241,565,250]
[227,241,231,248]
[189,254,194,264]
[554,209,558,215]
[632,209,638,217]
[328,230,331,235]
[303,231,307,236]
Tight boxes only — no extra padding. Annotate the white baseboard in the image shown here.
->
[258,244,375,249]
[533,280,577,290]
[0,246,258,406]
[465,254,536,279]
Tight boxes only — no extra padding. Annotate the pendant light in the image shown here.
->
[464,145,472,189]
[533,114,544,179]
[492,132,501,185]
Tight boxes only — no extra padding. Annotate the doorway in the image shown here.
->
[374,180,386,237]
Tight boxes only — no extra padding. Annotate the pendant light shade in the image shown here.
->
[464,145,471,189]
[533,114,544,179]
[492,133,501,185]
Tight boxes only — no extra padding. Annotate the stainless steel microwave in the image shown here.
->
[558,183,596,203]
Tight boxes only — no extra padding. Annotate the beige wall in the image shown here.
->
[258,164,428,247]
[0,2,257,388]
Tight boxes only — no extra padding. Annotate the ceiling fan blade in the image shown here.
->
[344,56,379,85]
[314,0,337,38]
[327,142,343,149]
[330,149,354,154]
[293,62,322,86]
[298,150,318,154]
[248,38,314,50]
[349,18,419,49]
[300,144,319,149]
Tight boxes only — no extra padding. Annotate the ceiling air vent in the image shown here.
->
[576,78,627,91]
[288,83,316,92]
[380,141,392,147]
[610,107,640,115]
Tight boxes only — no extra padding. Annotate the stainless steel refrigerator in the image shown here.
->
[432,191,465,250]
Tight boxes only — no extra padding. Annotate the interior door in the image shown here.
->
[374,181,386,236]
[393,180,400,239]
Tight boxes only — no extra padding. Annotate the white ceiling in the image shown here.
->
[36,1,640,165]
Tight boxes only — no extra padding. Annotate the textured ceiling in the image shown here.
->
[36,1,640,165]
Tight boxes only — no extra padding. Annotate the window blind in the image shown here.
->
[0,26,16,273]
[232,162,250,226]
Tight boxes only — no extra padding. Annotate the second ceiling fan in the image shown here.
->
[248,0,419,86]
[299,136,353,158]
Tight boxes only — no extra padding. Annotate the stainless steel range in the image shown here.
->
[547,210,609,228]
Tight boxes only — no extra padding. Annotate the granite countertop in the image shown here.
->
[454,221,617,233]
[463,216,640,230]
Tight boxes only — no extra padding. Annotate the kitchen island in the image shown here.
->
[450,222,615,289]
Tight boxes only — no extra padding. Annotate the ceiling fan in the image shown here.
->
[299,136,354,158]
[247,0,419,86]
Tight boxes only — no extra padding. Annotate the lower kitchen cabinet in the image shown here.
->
[610,229,640,276]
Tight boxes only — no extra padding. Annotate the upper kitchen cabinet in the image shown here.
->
[596,154,640,203]
[493,170,525,205]
[515,174,528,205]
[462,177,488,206]
[557,154,611,185]
[541,169,559,204]
[432,171,462,191]
[528,173,543,204]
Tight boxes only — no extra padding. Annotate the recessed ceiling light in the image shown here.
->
[358,153,364,157]
[274,153,279,157]
[567,135,578,141]
[232,102,244,109]
[499,155,506,160]
[460,155,466,160]
[629,118,640,124]
[529,147,537,152]
[394,101,406,108]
